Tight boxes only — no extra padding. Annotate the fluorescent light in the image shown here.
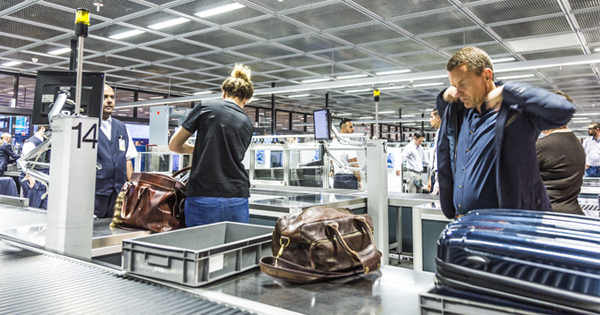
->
[118,109,130,112]
[378,86,406,91]
[573,112,600,116]
[336,113,353,116]
[302,78,331,83]
[2,61,22,67]
[195,3,245,18]
[337,74,368,80]
[193,91,213,95]
[248,97,260,102]
[378,111,396,114]
[376,69,411,75]
[359,116,374,119]
[492,57,515,63]
[413,82,443,87]
[288,94,310,98]
[148,18,190,30]
[595,48,600,52]
[572,118,591,121]
[48,47,71,55]
[149,96,165,99]
[345,88,371,93]
[109,29,146,39]
[402,114,416,117]
[496,74,535,80]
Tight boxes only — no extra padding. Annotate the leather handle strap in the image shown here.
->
[172,166,191,179]
[118,182,134,218]
[326,218,381,274]
[260,256,364,284]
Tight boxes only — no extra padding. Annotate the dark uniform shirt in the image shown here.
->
[453,104,499,214]
[182,99,253,198]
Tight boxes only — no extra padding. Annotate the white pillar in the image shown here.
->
[46,116,98,259]
[366,139,389,265]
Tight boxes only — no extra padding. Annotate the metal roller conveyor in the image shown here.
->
[0,240,296,315]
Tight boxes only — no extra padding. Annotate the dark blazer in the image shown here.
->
[96,117,129,196]
[436,81,575,219]
[0,143,19,172]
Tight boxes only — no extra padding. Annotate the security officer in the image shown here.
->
[95,84,137,218]
[20,126,49,209]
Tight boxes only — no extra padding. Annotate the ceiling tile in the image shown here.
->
[286,3,372,30]
[231,18,311,40]
[351,0,452,19]
[185,30,258,48]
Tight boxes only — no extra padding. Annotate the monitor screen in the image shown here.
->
[313,109,331,140]
[271,151,283,168]
[32,71,106,125]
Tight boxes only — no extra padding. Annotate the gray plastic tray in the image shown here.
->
[122,222,273,287]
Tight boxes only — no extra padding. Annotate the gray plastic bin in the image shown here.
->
[122,222,273,287]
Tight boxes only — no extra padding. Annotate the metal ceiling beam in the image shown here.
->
[117,53,600,109]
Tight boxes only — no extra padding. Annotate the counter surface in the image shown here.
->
[140,265,435,315]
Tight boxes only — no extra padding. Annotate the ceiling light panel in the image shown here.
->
[109,29,146,39]
[195,3,245,18]
[148,18,190,30]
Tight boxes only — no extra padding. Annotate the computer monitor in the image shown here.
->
[313,109,331,140]
[271,151,283,168]
[32,71,106,125]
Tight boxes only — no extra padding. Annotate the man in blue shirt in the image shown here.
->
[436,47,575,219]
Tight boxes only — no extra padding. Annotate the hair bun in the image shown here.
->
[231,64,251,82]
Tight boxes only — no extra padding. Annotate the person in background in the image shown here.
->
[20,126,49,209]
[0,133,19,177]
[536,91,585,215]
[169,64,254,227]
[330,119,362,189]
[437,47,574,219]
[583,122,600,177]
[428,109,441,195]
[95,84,137,218]
[399,131,428,193]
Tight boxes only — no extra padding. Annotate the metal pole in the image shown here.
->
[75,36,84,116]
[374,101,379,139]
[271,82,275,135]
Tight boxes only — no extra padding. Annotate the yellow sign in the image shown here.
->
[373,90,380,97]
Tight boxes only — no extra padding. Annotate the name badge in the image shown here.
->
[119,138,126,151]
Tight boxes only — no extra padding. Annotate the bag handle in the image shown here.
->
[326,217,381,274]
[122,186,149,220]
[172,166,191,179]
[260,256,365,284]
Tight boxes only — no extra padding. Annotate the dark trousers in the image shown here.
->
[19,171,48,210]
[95,190,118,219]
[333,173,358,189]
[184,196,249,227]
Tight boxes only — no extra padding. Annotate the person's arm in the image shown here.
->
[348,157,361,183]
[126,160,133,181]
[536,140,547,172]
[169,127,194,154]
[499,81,575,131]
[7,145,19,162]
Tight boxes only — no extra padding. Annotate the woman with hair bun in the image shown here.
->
[169,64,255,227]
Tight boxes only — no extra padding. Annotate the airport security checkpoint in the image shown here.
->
[2,1,600,314]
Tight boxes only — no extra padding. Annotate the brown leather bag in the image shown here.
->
[260,206,382,283]
[110,167,190,233]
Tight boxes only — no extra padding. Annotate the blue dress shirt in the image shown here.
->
[453,104,499,214]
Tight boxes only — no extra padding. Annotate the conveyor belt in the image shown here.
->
[0,241,252,315]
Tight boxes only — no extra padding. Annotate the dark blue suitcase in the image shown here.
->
[436,209,600,314]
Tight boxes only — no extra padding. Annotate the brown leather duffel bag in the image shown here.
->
[260,206,382,283]
[110,167,190,233]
